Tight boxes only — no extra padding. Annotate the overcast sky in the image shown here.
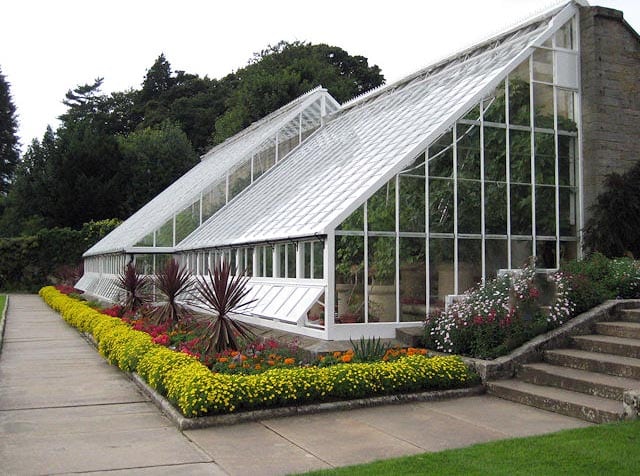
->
[2,0,639,152]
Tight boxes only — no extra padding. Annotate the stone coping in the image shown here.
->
[466,299,640,382]
[0,294,8,356]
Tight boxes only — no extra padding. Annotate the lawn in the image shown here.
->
[303,420,640,475]
[0,294,6,313]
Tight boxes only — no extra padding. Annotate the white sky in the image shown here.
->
[2,0,639,152]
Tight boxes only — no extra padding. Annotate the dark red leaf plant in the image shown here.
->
[193,260,255,355]
[116,262,151,315]
[151,258,194,330]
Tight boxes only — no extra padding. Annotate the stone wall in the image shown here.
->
[580,6,640,224]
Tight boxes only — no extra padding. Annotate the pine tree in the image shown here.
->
[0,66,20,195]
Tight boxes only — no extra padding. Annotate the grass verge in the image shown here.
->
[0,295,6,313]
[303,419,640,475]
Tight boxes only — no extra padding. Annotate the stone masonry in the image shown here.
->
[580,6,640,224]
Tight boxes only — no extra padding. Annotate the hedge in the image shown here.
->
[40,286,479,417]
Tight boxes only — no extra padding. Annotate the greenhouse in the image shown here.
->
[79,0,615,340]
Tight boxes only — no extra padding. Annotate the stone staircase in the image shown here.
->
[487,308,640,423]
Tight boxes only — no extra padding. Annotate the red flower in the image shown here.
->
[152,334,170,346]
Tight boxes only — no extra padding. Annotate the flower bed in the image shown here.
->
[40,286,478,417]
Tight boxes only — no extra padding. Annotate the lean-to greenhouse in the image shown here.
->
[78,0,640,340]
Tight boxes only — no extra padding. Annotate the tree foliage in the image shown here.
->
[0,66,19,196]
[1,42,384,236]
[584,162,640,258]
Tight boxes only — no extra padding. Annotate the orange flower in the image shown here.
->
[254,364,261,370]
[284,358,295,365]
[217,357,228,363]
[240,354,248,361]
[228,363,236,369]
[341,354,352,363]
[333,351,342,359]
[267,360,276,366]
[230,351,240,357]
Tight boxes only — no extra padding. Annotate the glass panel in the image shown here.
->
[509,60,530,126]
[135,254,153,275]
[202,181,226,222]
[428,131,453,177]
[536,240,557,268]
[367,179,395,232]
[429,238,453,311]
[509,129,531,183]
[400,152,426,176]
[156,254,172,273]
[485,239,508,280]
[559,187,577,236]
[556,90,577,132]
[534,131,555,185]
[555,51,578,89]
[253,140,276,181]
[337,204,364,231]
[313,241,324,279]
[135,232,154,247]
[228,159,252,201]
[560,241,578,263]
[533,83,554,129]
[558,135,575,186]
[536,186,556,236]
[335,235,365,324]
[399,174,425,232]
[457,123,480,179]
[458,239,482,293]
[276,245,285,278]
[511,239,533,269]
[277,118,300,160]
[483,82,506,124]
[485,182,507,235]
[463,104,480,121]
[303,242,312,279]
[175,201,200,244]
[533,48,553,83]
[245,247,253,277]
[264,245,273,277]
[156,218,173,247]
[254,247,263,277]
[286,243,296,278]
[429,178,453,233]
[556,20,575,49]
[484,126,506,181]
[399,238,426,322]
[510,184,532,235]
[457,179,481,234]
[368,236,396,322]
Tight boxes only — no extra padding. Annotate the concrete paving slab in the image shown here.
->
[426,395,593,437]
[78,462,227,476]
[0,403,166,436]
[262,412,425,467]
[185,421,331,476]
[342,403,508,452]
[0,426,213,475]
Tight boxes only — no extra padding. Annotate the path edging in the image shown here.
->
[0,294,9,356]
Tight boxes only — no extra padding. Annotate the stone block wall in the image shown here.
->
[580,6,640,224]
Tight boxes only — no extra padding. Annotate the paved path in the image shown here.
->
[0,295,591,475]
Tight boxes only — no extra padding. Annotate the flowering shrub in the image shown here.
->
[40,286,478,417]
[424,265,574,359]
[54,284,82,295]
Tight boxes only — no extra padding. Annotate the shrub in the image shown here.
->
[151,258,194,329]
[561,253,640,314]
[424,265,573,359]
[116,263,151,314]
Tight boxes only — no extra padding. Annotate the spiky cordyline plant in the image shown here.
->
[117,262,151,315]
[151,258,194,329]
[193,260,255,354]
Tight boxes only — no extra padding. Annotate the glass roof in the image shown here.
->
[177,2,578,251]
[84,87,340,257]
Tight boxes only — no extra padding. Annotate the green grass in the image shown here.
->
[0,294,6,314]
[302,420,640,475]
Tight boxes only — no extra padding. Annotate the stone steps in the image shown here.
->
[486,379,625,424]
[572,334,640,359]
[595,321,640,339]
[487,305,640,423]
[517,362,639,400]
